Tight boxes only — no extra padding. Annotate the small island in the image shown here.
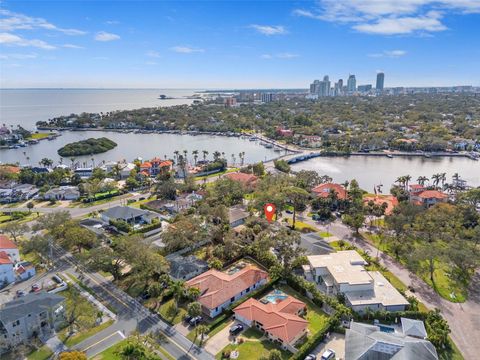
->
[57,137,117,157]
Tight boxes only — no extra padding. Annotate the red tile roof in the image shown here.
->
[0,235,17,250]
[140,162,152,168]
[186,264,268,310]
[417,190,448,199]
[0,165,20,174]
[0,251,12,265]
[363,195,399,215]
[409,184,425,190]
[234,296,308,343]
[312,183,347,200]
[225,172,258,185]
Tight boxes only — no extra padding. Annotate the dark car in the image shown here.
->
[304,355,316,360]
[16,290,27,297]
[229,324,244,336]
[184,314,193,323]
[286,209,294,214]
[189,316,203,326]
[312,214,320,221]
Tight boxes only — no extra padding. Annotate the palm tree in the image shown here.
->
[440,172,447,188]
[395,176,405,189]
[404,175,412,190]
[170,280,185,310]
[195,324,209,345]
[40,158,53,168]
[183,150,188,164]
[70,157,76,169]
[202,150,209,162]
[213,151,221,162]
[192,150,199,166]
[432,173,442,188]
[231,154,236,166]
[417,176,429,186]
[239,151,245,166]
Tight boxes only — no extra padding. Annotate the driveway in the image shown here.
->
[312,333,345,360]
[205,319,241,356]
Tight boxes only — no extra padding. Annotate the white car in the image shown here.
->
[321,349,335,360]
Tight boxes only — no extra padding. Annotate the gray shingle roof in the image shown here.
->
[103,206,149,220]
[167,254,208,281]
[345,322,438,360]
[0,292,65,324]
[401,317,428,339]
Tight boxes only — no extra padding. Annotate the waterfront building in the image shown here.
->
[347,75,357,93]
[376,72,385,91]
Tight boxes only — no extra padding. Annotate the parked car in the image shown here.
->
[286,209,293,214]
[304,354,316,360]
[16,290,27,297]
[189,316,203,326]
[229,324,244,336]
[312,214,320,221]
[184,314,193,323]
[31,283,41,292]
[321,349,335,360]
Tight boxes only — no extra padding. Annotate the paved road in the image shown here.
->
[50,244,214,359]
[1,192,149,218]
[298,216,480,360]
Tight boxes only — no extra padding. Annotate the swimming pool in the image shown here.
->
[378,324,395,333]
[261,289,288,304]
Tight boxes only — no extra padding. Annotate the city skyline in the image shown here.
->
[1,1,479,88]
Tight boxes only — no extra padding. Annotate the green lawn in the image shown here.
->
[362,233,468,303]
[92,338,174,360]
[287,219,317,232]
[26,345,53,360]
[128,196,156,208]
[158,298,187,325]
[27,133,51,140]
[277,285,330,335]
[216,328,290,360]
[59,319,114,347]
[318,231,333,238]
[195,167,240,180]
[438,338,465,360]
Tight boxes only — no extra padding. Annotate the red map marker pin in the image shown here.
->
[264,203,276,223]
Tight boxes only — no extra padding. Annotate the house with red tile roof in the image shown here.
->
[139,161,152,176]
[186,264,269,318]
[150,158,173,176]
[225,172,258,189]
[0,235,19,263]
[410,190,448,207]
[312,183,347,200]
[234,293,308,349]
[363,195,399,215]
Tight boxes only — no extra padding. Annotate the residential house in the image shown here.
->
[229,206,249,228]
[0,252,15,287]
[410,189,448,207]
[150,158,173,176]
[345,321,438,360]
[166,254,208,281]
[234,294,308,351]
[312,183,347,200]
[139,161,152,176]
[101,206,159,226]
[363,195,399,215]
[299,233,334,255]
[0,235,20,263]
[14,261,36,281]
[74,167,93,178]
[225,172,258,189]
[0,293,65,352]
[103,161,136,179]
[43,186,80,201]
[401,317,428,339]
[0,184,39,203]
[304,251,409,313]
[186,264,269,318]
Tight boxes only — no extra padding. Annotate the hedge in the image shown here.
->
[131,221,162,234]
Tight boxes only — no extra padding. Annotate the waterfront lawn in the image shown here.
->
[27,133,51,140]
[195,167,239,180]
[216,328,290,360]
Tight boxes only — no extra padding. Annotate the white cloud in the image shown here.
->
[0,9,85,35]
[0,32,56,49]
[171,46,204,53]
[94,31,120,41]
[249,24,287,35]
[63,44,84,49]
[293,0,480,35]
[146,50,161,58]
[0,52,37,60]
[261,52,300,59]
[369,50,408,58]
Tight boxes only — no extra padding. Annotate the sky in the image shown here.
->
[1,0,479,89]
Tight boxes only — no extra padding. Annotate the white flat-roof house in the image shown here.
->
[304,251,409,313]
